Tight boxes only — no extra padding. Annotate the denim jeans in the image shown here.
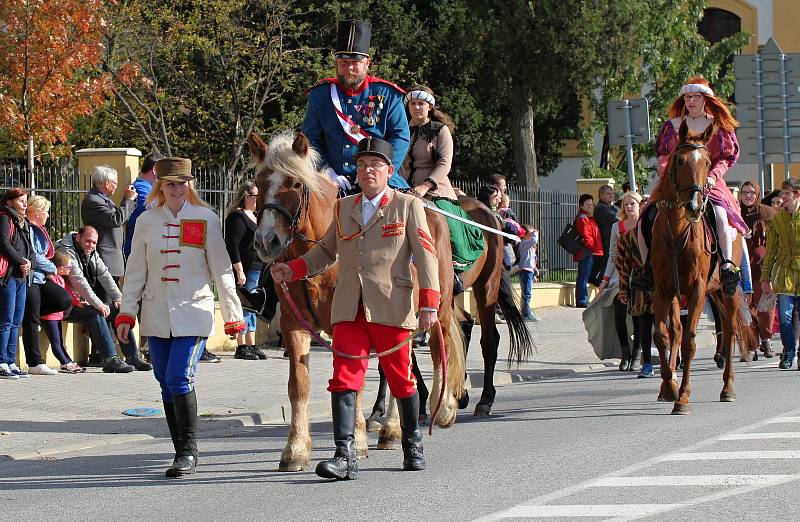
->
[777,294,800,358]
[63,306,117,359]
[243,266,262,332]
[0,278,27,365]
[519,270,535,317]
[576,254,594,306]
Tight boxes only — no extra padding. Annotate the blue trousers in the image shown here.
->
[0,278,27,365]
[777,295,800,358]
[149,336,207,403]
[243,266,262,332]
[519,270,535,317]
[576,255,594,306]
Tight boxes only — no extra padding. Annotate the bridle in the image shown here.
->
[256,183,320,256]
[663,142,710,220]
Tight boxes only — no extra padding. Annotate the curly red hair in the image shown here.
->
[668,76,739,132]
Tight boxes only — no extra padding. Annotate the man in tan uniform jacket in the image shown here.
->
[272,136,440,481]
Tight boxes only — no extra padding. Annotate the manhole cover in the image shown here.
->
[122,407,161,417]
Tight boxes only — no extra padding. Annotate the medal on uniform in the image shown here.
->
[368,117,375,125]
[350,124,361,134]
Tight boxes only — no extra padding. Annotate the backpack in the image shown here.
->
[557,221,583,255]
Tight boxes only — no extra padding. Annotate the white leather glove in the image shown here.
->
[335,175,352,192]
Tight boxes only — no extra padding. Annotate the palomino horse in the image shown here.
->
[247,131,465,471]
[649,121,752,415]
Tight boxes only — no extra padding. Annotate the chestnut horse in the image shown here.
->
[649,121,752,415]
[247,131,466,471]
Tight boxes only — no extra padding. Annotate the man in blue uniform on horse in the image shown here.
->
[238,19,411,315]
[302,19,410,196]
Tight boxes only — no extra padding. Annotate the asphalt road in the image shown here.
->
[2,352,799,521]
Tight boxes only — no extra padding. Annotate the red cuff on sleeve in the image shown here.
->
[286,258,308,281]
[419,288,441,310]
[115,313,136,330]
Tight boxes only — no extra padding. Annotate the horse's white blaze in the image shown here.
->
[691,149,701,163]
[258,172,290,246]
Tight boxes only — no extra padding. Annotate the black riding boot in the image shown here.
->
[720,261,741,295]
[163,401,180,453]
[453,272,464,296]
[457,318,475,409]
[411,352,429,423]
[237,273,278,323]
[316,391,358,480]
[397,392,426,471]
[167,390,198,477]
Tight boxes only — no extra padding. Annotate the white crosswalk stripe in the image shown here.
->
[476,408,800,521]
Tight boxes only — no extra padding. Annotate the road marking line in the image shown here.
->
[662,450,800,461]
[474,408,800,522]
[594,474,793,486]
[498,504,679,518]
[719,432,800,440]
[764,416,800,424]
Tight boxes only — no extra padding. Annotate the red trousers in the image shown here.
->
[328,304,417,398]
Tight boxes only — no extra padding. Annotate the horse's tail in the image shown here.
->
[445,310,466,400]
[498,269,536,365]
[709,290,756,360]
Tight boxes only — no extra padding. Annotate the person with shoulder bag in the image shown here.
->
[0,188,35,379]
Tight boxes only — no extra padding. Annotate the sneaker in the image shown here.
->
[60,362,84,374]
[126,357,153,371]
[199,349,222,363]
[638,363,655,378]
[102,357,135,373]
[28,364,58,376]
[8,364,29,378]
[523,314,540,322]
[234,345,259,360]
[779,354,794,370]
[0,368,19,379]
[760,339,775,358]
[495,313,507,324]
[86,353,104,368]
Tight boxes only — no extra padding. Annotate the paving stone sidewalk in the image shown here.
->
[0,305,717,460]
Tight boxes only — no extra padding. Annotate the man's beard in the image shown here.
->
[338,72,366,90]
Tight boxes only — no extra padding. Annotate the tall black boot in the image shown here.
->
[367,367,387,432]
[397,392,426,471]
[316,391,358,480]
[411,352,429,424]
[167,390,198,477]
[163,402,180,474]
[453,272,464,296]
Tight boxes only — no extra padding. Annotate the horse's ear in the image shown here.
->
[678,119,689,144]
[700,122,714,144]
[248,133,268,164]
[292,133,310,157]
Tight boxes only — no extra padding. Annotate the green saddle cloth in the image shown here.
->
[432,197,485,273]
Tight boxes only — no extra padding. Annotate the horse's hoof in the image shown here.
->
[671,403,691,415]
[659,382,679,403]
[474,403,492,416]
[456,389,470,410]
[278,460,307,472]
[720,391,736,402]
[376,440,398,450]
[713,352,725,369]
[366,420,382,432]
[657,393,667,402]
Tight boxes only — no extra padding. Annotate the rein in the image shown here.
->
[279,281,447,436]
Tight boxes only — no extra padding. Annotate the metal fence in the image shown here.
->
[1,163,579,282]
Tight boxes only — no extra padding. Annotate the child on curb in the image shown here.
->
[40,251,84,373]
[517,224,540,321]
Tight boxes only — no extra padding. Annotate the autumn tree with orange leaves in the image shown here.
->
[0,0,113,185]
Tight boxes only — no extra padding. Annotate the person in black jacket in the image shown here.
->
[0,188,35,379]
[589,184,619,287]
[224,181,265,361]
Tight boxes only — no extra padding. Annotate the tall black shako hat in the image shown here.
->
[335,20,371,59]
[352,136,393,164]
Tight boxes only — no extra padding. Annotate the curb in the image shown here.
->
[1,365,593,461]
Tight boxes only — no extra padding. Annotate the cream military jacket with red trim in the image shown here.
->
[287,189,439,329]
[119,202,244,338]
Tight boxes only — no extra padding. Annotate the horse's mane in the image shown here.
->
[263,130,328,197]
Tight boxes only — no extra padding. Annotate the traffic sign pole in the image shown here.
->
[780,52,792,179]
[756,54,766,195]
[623,101,637,193]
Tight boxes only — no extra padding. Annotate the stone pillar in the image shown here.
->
[576,178,616,203]
[76,148,142,205]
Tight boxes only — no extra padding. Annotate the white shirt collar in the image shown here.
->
[362,188,388,208]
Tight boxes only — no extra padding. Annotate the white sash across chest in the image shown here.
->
[330,83,369,144]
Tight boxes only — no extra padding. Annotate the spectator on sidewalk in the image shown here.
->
[40,251,84,373]
[517,224,540,321]
[490,174,507,195]
[224,180,264,362]
[0,188,34,379]
[763,189,783,211]
[740,180,777,358]
[81,165,137,280]
[590,185,618,287]
[761,178,800,370]
[21,196,73,375]
[56,226,149,372]
[574,194,602,308]
[124,152,164,259]
[598,191,642,371]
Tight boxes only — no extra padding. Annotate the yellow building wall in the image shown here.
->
[773,0,800,52]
